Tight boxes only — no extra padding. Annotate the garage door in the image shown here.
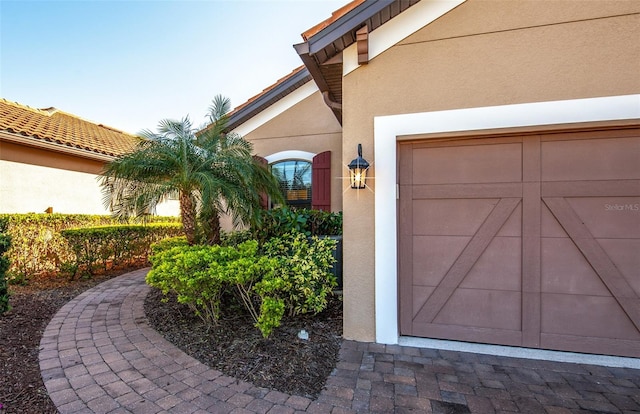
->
[398,128,640,357]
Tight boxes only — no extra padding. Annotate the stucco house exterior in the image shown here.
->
[227,0,640,357]
[0,99,178,215]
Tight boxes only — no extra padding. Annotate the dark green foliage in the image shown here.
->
[146,232,337,338]
[252,207,342,243]
[60,223,182,279]
[0,217,12,314]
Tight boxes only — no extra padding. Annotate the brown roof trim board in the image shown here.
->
[0,99,140,162]
[222,0,419,131]
[300,0,389,55]
[295,0,421,124]
[225,66,313,132]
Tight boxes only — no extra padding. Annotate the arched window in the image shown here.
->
[271,159,312,209]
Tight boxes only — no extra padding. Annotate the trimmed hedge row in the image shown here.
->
[0,213,180,282]
[61,224,183,279]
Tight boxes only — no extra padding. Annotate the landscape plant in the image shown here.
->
[257,232,337,317]
[146,232,337,337]
[252,207,342,243]
[101,95,283,246]
[61,223,182,279]
[0,217,11,314]
[0,213,179,283]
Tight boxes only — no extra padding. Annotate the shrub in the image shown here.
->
[0,213,180,282]
[146,233,337,338]
[252,207,342,243]
[146,240,278,327]
[61,223,183,279]
[0,217,11,314]
[220,229,253,247]
[150,236,189,255]
[258,232,337,317]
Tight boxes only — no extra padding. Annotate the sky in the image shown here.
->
[0,0,346,135]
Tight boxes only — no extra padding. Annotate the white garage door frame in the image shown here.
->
[373,94,640,345]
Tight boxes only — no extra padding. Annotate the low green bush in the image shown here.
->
[0,217,11,314]
[146,240,278,329]
[146,232,337,338]
[61,223,183,279]
[252,207,342,243]
[258,232,337,317]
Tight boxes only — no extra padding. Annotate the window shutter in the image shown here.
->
[312,151,331,211]
[253,155,269,209]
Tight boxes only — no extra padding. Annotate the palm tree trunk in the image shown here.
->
[179,192,196,245]
[205,211,221,245]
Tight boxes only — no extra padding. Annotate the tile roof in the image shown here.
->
[301,0,366,40]
[0,99,139,158]
[223,66,313,132]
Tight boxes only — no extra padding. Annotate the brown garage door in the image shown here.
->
[399,128,640,357]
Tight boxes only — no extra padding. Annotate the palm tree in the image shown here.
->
[100,96,282,245]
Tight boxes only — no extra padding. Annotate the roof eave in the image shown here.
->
[0,131,118,163]
[305,0,393,55]
[226,67,313,131]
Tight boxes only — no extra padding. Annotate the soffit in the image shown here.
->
[296,0,421,123]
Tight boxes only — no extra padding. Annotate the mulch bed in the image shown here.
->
[0,267,142,414]
[144,288,343,399]
[0,267,343,413]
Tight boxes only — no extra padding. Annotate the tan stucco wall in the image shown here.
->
[341,0,640,341]
[243,90,344,212]
[0,141,180,215]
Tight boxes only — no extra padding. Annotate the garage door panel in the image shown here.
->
[412,143,522,185]
[541,203,567,237]
[413,199,498,236]
[412,286,436,317]
[541,137,640,182]
[429,289,521,330]
[413,236,469,286]
[496,203,522,237]
[541,333,640,358]
[412,324,523,347]
[599,239,640,296]
[567,197,640,238]
[400,128,640,357]
[542,293,640,341]
[461,237,521,291]
[542,238,611,296]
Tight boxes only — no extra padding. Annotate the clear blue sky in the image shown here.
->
[0,0,345,134]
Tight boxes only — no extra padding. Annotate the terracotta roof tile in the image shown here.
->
[301,0,365,40]
[229,66,308,116]
[0,99,139,157]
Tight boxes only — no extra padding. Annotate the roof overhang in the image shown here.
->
[295,0,421,124]
[0,131,117,162]
[225,67,313,132]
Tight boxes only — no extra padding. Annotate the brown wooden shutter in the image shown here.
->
[253,155,269,209]
[312,151,331,211]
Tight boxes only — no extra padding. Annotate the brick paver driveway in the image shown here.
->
[40,269,640,413]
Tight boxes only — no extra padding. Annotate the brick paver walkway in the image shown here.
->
[40,269,640,413]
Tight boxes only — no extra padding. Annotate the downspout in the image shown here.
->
[322,91,342,111]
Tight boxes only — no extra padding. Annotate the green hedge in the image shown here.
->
[0,213,180,282]
[61,224,183,279]
[0,217,11,314]
[252,207,342,243]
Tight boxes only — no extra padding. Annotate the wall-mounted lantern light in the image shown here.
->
[348,144,370,189]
